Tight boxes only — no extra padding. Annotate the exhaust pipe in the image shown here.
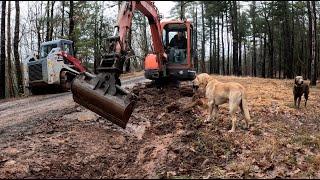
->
[71,72,136,128]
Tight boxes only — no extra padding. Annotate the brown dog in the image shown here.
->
[193,73,251,132]
[293,76,309,108]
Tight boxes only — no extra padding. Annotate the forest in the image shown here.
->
[0,1,319,98]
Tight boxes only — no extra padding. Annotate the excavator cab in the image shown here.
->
[161,20,195,81]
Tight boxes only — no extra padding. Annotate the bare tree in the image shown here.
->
[69,0,75,55]
[251,1,257,77]
[0,1,6,99]
[309,1,317,85]
[209,17,212,74]
[200,2,206,73]
[221,12,225,75]
[7,1,15,97]
[193,4,199,72]
[49,1,55,41]
[46,1,50,41]
[61,1,65,37]
[35,1,44,50]
[14,1,23,95]
[226,10,230,75]
[231,1,239,76]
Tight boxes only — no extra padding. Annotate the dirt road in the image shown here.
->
[0,75,150,130]
[1,75,320,178]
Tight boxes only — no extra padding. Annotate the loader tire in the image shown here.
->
[60,71,72,92]
[30,87,42,95]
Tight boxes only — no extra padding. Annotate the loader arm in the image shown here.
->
[71,1,166,129]
[57,51,86,73]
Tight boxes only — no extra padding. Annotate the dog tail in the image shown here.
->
[241,91,251,121]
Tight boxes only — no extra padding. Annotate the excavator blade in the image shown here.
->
[71,72,136,129]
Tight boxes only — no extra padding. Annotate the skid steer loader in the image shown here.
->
[23,39,86,94]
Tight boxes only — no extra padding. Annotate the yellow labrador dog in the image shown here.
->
[193,73,251,132]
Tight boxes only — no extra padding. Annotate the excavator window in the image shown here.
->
[163,23,188,65]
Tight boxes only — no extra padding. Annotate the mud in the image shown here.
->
[1,75,320,178]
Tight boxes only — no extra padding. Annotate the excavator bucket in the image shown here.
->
[71,71,136,128]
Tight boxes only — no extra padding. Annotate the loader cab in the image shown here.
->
[161,20,195,81]
[39,39,74,60]
[26,39,76,86]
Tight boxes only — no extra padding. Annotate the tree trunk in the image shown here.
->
[253,34,256,77]
[93,4,98,74]
[127,5,132,51]
[300,26,304,77]
[209,17,213,74]
[35,2,42,50]
[307,1,312,80]
[244,41,246,76]
[49,1,55,41]
[291,1,295,78]
[194,5,198,72]
[263,33,267,78]
[283,1,292,79]
[265,13,274,78]
[61,1,64,37]
[221,13,225,75]
[0,1,6,99]
[7,1,15,97]
[302,16,307,78]
[239,40,242,76]
[231,1,239,76]
[201,2,206,73]
[142,16,148,57]
[213,17,216,73]
[98,7,103,68]
[252,1,257,77]
[217,15,220,74]
[41,2,45,45]
[69,0,75,55]
[279,23,283,79]
[180,1,185,20]
[46,1,50,41]
[14,1,23,95]
[226,10,230,75]
[311,1,317,85]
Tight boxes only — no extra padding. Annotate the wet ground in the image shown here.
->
[1,75,320,178]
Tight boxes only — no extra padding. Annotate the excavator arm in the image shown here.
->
[99,1,166,74]
[71,1,165,128]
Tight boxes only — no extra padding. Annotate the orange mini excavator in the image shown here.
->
[71,1,196,128]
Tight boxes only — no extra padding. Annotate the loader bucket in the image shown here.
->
[71,72,136,129]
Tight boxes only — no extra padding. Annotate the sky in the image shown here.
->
[154,1,176,19]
